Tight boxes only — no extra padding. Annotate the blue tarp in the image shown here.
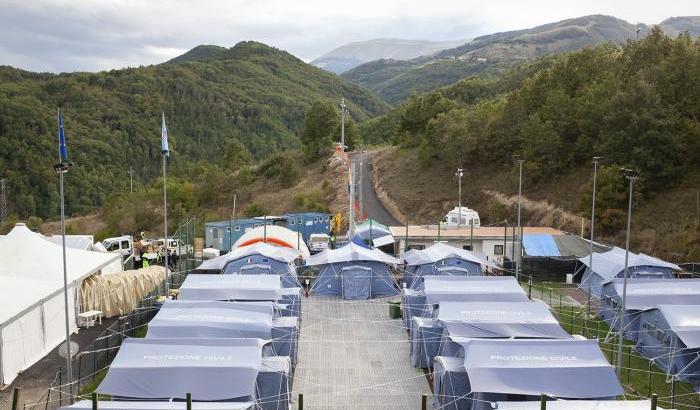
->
[522,234,561,257]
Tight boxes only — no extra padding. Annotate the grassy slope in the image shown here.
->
[374,147,700,260]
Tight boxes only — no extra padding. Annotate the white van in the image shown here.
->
[441,207,481,227]
[101,235,133,257]
[308,233,330,253]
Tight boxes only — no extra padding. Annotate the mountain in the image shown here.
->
[0,41,389,221]
[311,38,465,74]
[343,15,700,104]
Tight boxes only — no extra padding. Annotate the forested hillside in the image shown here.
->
[343,15,699,103]
[362,29,700,258]
[0,41,388,221]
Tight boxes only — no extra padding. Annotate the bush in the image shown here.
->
[243,203,269,218]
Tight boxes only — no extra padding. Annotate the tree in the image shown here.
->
[300,100,338,161]
[223,138,252,170]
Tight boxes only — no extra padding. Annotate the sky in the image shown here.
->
[0,0,697,73]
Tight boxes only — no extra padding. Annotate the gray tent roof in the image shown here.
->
[178,274,282,301]
[61,402,256,410]
[147,300,273,339]
[578,247,680,283]
[306,242,399,266]
[97,338,266,400]
[437,301,570,339]
[423,276,529,305]
[494,400,665,409]
[610,279,700,310]
[403,242,496,268]
[457,339,623,398]
[197,242,301,271]
[653,305,700,348]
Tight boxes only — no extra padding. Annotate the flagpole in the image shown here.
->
[55,108,73,402]
[161,113,170,295]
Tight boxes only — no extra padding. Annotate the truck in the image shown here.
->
[308,233,330,253]
[101,235,134,257]
[155,238,193,258]
[441,207,481,228]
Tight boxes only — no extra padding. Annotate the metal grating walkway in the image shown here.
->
[292,296,432,409]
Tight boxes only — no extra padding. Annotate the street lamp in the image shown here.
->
[616,168,640,377]
[514,156,524,281]
[587,156,603,316]
[339,98,348,151]
[455,168,464,228]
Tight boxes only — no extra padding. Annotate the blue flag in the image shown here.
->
[161,112,169,156]
[58,109,68,162]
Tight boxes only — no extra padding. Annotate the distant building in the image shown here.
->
[205,212,331,252]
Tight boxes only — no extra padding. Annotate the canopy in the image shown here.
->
[196,242,302,272]
[423,276,529,305]
[61,402,256,410]
[232,225,310,259]
[352,219,394,248]
[0,224,121,385]
[437,301,570,339]
[494,400,664,409]
[146,300,273,339]
[403,242,497,269]
[522,234,560,257]
[97,338,265,400]
[653,304,700,348]
[44,234,94,250]
[610,278,700,310]
[578,247,680,283]
[178,274,282,301]
[458,339,623,398]
[306,242,399,266]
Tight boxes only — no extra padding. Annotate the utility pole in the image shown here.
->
[127,168,135,193]
[515,157,524,281]
[455,168,464,229]
[339,98,348,151]
[348,162,355,238]
[0,178,7,224]
[636,22,641,41]
[617,168,640,378]
[587,157,603,316]
[359,161,364,220]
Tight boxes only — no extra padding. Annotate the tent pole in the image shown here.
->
[617,172,638,377]
[162,153,169,294]
[59,168,74,401]
[588,157,601,316]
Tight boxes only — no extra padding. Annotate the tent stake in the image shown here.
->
[540,394,546,409]
[11,387,20,410]
[650,393,657,409]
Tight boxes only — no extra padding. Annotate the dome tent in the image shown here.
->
[308,242,399,299]
[403,242,497,289]
[233,225,310,260]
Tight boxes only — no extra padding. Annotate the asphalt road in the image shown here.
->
[349,151,400,226]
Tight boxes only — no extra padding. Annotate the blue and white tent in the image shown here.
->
[146,300,298,364]
[61,402,257,409]
[597,278,700,341]
[308,242,399,299]
[432,339,623,410]
[636,304,700,384]
[351,219,394,249]
[578,247,680,298]
[196,242,302,287]
[403,243,497,289]
[178,275,301,318]
[491,400,668,409]
[97,338,290,410]
[410,301,570,368]
[402,276,529,329]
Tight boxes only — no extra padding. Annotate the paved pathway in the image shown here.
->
[292,296,432,409]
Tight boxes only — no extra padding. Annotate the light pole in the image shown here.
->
[636,22,641,41]
[455,168,464,228]
[616,168,640,377]
[339,98,348,151]
[587,157,603,316]
[128,167,135,193]
[160,113,170,294]
[515,157,524,281]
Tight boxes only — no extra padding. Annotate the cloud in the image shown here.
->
[0,0,697,72]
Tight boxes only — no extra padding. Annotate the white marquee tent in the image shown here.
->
[0,223,121,385]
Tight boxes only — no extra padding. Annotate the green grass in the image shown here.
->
[531,282,700,409]
[132,325,148,338]
[79,368,109,400]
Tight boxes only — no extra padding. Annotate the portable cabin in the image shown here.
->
[308,242,399,299]
[283,212,331,243]
[410,301,570,368]
[432,339,623,410]
[597,278,700,341]
[403,242,497,289]
[635,304,700,384]
[96,338,290,410]
[578,247,680,298]
[401,276,529,329]
[146,300,298,365]
[195,242,302,287]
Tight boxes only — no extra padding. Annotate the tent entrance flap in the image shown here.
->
[342,266,372,300]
